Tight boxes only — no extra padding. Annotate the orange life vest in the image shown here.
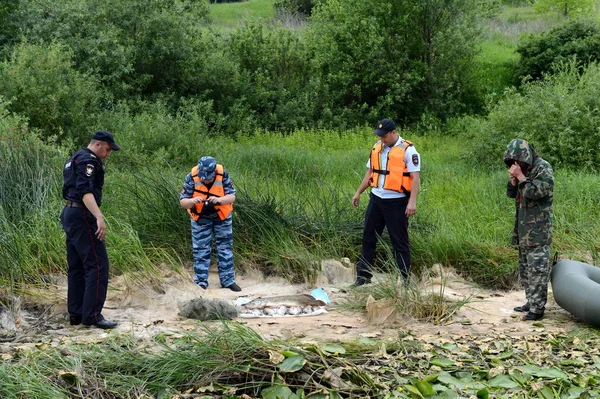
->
[369,140,414,193]
[187,164,233,221]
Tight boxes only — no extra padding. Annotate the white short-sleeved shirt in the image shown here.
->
[366,137,421,199]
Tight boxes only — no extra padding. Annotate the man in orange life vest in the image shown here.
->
[180,156,241,292]
[351,119,421,286]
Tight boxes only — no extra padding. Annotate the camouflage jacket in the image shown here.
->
[504,139,554,247]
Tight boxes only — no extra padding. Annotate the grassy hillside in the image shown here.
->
[210,0,276,28]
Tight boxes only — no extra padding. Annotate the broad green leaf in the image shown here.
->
[476,388,489,399]
[437,373,470,389]
[321,343,346,355]
[262,385,293,399]
[538,386,554,399]
[488,374,520,389]
[565,386,585,399]
[516,365,568,380]
[279,355,306,373]
[430,357,454,368]
[415,380,436,397]
[404,384,424,398]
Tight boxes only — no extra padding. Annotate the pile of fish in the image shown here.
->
[236,294,328,318]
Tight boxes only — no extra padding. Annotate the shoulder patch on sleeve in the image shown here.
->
[412,154,419,167]
[85,164,95,177]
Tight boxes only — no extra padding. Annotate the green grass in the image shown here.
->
[3,126,600,291]
[210,0,276,29]
[3,323,600,398]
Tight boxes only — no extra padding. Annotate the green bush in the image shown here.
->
[515,19,600,83]
[468,61,600,171]
[226,23,315,132]
[0,42,101,143]
[307,0,485,126]
[15,0,211,98]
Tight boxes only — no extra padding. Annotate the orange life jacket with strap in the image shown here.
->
[187,164,233,221]
[369,140,414,193]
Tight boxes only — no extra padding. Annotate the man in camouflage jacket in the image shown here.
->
[504,139,553,321]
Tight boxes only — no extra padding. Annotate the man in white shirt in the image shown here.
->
[351,119,421,286]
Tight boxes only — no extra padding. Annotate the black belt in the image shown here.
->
[65,200,85,208]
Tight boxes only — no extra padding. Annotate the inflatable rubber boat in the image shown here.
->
[551,260,600,327]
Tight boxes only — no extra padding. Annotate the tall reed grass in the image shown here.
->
[2,123,600,291]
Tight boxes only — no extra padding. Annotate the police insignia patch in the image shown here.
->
[412,154,419,166]
[86,164,95,177]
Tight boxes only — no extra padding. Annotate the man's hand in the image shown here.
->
[406,203,417,217]
[206,196,221,205]
[352,193,360,208]
[96,216,107,240]
[509,163,525,182]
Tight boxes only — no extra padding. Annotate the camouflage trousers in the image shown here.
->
[518,244,550,314]
[190,216,235,289]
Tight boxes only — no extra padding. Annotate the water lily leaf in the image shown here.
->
[559,359,584,367]
[321,344,346,355]
[430,357,454,368]
[403,384,424,398]
[488,374,520,389]
[516,365,568,380]
[565,386,585,399]
[279,355,306,373]
[415,380,436,397]
[496,351,514,360]
[538,386,554,399]
[442,343,460,351]
[262,385,293,399]
[437,373,466,388]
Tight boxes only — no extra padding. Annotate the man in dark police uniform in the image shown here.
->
[60,130,120,329]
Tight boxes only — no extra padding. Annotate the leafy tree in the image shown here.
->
[307,0,485,126]
[0,42,101,143]
[14,0,211,99]
[470,61,600,171]
[515,19,600,82]
[530,0,595,18]
[0,0,19,51]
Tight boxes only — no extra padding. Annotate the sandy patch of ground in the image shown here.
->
[0,261,579,347]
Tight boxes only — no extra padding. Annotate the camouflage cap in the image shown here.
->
[197,156,217,180]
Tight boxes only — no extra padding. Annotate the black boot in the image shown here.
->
[513,303,530,312]
[522,311,544,321]
[350,277,371,287]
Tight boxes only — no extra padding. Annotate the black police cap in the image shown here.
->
[92,130,121,150]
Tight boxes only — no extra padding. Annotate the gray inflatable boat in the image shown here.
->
[551,260,600,327]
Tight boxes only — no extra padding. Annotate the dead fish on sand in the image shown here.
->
[238,294,327,317]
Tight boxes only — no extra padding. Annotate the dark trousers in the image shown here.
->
[60,207,109,325]
[356,193,410,280]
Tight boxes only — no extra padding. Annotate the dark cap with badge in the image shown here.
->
[197,156,217,180]
[92,130,121,151]
[373,119,396,137]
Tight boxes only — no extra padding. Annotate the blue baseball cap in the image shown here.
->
[197,156,217,180]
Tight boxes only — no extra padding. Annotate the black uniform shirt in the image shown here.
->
[62,148,105,206]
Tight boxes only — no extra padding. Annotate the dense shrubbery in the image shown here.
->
[14,0,211,98]
[0,0,489,140]
[307,0,485,126]
[515,19,600,83]
[0,42,101,143]
[468,62,600,171]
